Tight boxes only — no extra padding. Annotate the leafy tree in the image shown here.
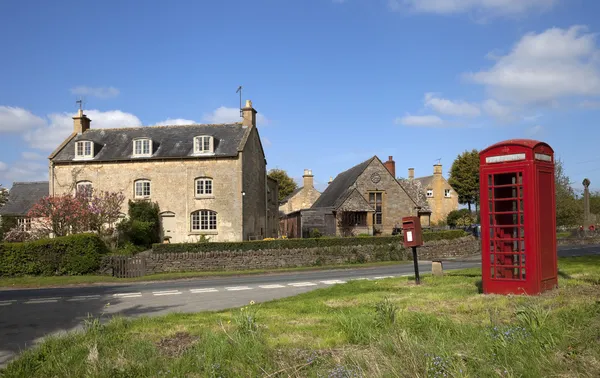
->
[0,184,8,208]
[446,209,475,228]
[448,150,480,213]
[118,200,161,247]
[555,158,583,227]
[268,169,298,202]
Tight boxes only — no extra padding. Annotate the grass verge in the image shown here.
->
[2,256,599,377]
[0,261,409,289]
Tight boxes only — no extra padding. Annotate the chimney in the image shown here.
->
[242,99,257,128]
[383,156,396,178]
[434,163,443,176]
[328,176,333,185]
[408,168,415,180]
[303,169,314,188]
[72,109,91,134]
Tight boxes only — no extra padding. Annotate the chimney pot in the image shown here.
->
[383,155,396,178]
[303,169,314,188]
[73,110,91,134]
[242,99,257,128]
[408,168,415,180]
[434,164,443,175]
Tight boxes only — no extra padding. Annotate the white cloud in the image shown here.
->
[70,86,120,99]
[0,161,7,171]
[155,118,196,126]
[527,125,544,135]
[0,106,46,133]
[24,109,142,151]
[21,151,46,160]
[580,100,600,109]
[396,114,445,127]
[424,93,480,117]
[467,25,600,105]
[202,106,268,125]
[0,161,48,184]
[482,99,514,120]
[390,0,557,17]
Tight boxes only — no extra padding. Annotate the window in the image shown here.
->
[444,189,451,198]
[368,192,383,225]
[75,141,93,159]
[191,210,217,231]
[76,181,93,199]
[134,180,151,198]
[426,189,433,198]
[195,178,213,196]
[194,136,214,154]
[17,218,31,232]
[133,139,152,157]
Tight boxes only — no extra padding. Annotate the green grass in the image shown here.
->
[0,261,407,289]
[557,231,571,239]
[2,256,600,378]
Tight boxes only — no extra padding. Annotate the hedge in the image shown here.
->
[0,233,108,276]
[152,230,468,254]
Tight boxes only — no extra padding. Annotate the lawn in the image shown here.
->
[0,261,406,289]
[2,256,599,378]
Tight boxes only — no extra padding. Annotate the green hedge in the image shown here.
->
[153,230,468,254]
[0,234,109,276]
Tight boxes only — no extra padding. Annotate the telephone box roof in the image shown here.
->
[480,139,553,155]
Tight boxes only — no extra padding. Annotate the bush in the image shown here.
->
[118,200,161,247]
[153,230,468,253]
[0,233,109,276]
[0,215,18,240]
[446,209,476,228]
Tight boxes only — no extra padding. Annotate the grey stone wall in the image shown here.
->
[140,236,480,274]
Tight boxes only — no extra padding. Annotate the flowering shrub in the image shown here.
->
[2,228,33,243]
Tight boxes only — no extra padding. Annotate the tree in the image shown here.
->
[0,184,8,208]
[446,209,475,228]
[268,169,298,202]
[448,150,480,213]
[555,158,583,227]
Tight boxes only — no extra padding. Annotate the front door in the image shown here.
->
[160,213,176,242]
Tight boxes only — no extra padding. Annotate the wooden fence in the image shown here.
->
[110,255,147,278]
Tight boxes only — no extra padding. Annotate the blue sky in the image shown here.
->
[1,0,600,195]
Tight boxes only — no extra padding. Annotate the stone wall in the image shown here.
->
[242,127,267,240]
[557,237,600,246]
[140,236,480,274]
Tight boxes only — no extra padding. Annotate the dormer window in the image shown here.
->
[75,141,93,159]
[133,138,152,157]
[194,136,214,154]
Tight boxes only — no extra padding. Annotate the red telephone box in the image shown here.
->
[479,139,558,295]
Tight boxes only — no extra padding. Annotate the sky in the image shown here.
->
[1,0,600,195]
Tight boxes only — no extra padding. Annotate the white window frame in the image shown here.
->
[195,177,214,197]
[426,189,433,198]
[191,210,217,231]
[444,189,451,198]
[133,138,152,157]
[134,180,151,198]
[193,135,214,154]
[17,217,31,232]
[75,141,93,159]
[76,181,93,199]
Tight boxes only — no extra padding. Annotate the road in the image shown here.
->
[0,244,598,367]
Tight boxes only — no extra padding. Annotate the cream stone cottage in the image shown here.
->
[48,100,277,242]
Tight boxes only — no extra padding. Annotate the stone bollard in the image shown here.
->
[432,260,444,277]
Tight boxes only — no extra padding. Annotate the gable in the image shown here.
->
[311,157,374,208]
[335,188,374,212]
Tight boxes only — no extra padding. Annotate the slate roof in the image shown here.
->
[51,123,249,163]
[414,175,434,189]
[311,157,375,209]
[0,182,49,216]
[334,187,375,211]
[397,179,431,213]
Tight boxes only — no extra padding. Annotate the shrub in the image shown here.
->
[0,233,109,276]
[118,200,161,247]
[0,215,18,240]
[153,230,468,253]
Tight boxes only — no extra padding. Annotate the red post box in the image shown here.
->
[479,139,558,295]
[402,216,423,248]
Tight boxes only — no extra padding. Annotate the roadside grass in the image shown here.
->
[2,256,599,377]
[0,260,408,289]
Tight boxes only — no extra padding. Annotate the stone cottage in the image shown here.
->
[296,156,428,237]
[409,164,458,224]
[279,169,321,215]
[0,181,49,232]
[48,100,277,243]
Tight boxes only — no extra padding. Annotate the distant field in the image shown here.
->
[2,256,599,378]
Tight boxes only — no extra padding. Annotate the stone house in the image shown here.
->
[302,156,428,237]
[0,181,49,232]
[279,169,321,215]
[48,100,276,243]
[409,164,459,224]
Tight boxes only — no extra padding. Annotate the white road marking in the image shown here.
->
[373,276,394,279]
[113,292,142,298]
[190,288,218,293]
[25,297,61,304]
[321,280,347,285]
[152,290,182,296]
[350,277,368,281]
[288,282,317,287]
[67,295,102,302]
[259,284,286,289]
[0,300,16,306]
[226,286,253,291]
